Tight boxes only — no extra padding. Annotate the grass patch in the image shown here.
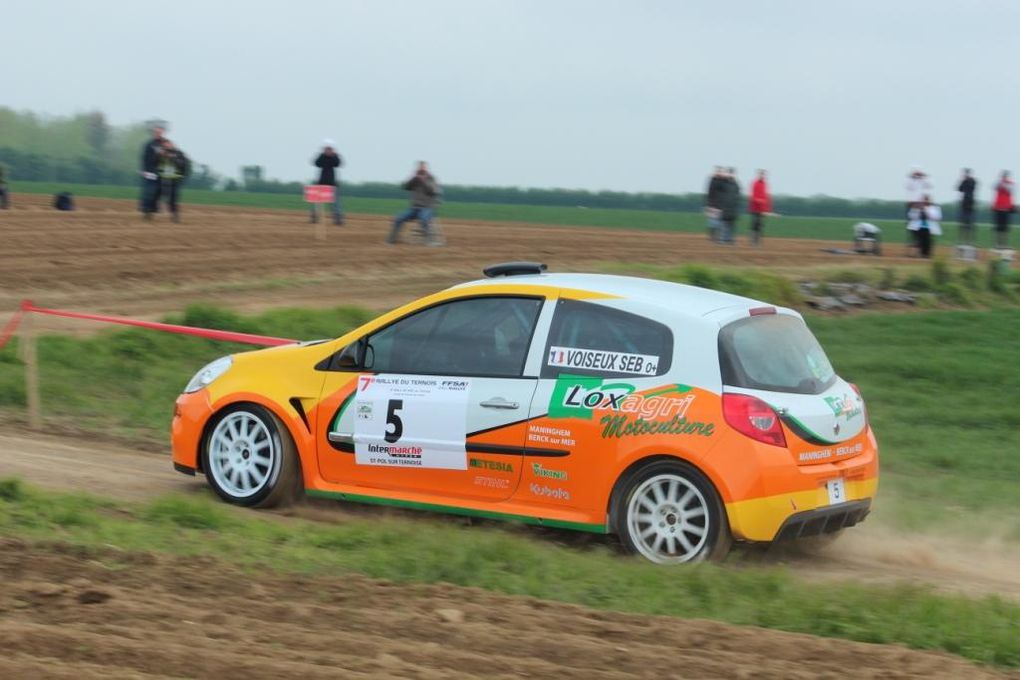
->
[0,304,372,442]
[0,480,1018,667]
[10,180,1009,245]
[601,262,804,308]
[1,303,1018,534]
[809,308,1020,530]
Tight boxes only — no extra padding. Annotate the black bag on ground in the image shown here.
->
[53,192,75,211]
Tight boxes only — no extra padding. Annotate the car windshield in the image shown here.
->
[718,314,836,395]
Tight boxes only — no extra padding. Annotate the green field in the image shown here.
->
[1,478,1018,667]
[10,180,1003,245]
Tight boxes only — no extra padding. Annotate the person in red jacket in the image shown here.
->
[748,169,774,246]
[992,170,1014,249]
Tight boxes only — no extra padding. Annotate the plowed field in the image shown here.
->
[1,193,906,330]
[2,537,1015,680]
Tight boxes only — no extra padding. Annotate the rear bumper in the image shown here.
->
[773,499,871,541]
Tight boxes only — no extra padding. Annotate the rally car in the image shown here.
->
[171,262,878,563]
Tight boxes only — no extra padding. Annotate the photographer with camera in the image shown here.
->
[387,161,443,246]
[310,139,344,225]
[158,139,190,223]
[139,124,166,219]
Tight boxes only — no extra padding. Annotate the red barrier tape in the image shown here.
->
[14,300,296,347]
[0,308,25,351]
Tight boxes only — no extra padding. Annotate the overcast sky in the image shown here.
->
[5,1,1017,199]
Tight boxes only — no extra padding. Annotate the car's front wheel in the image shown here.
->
[201,404,300,508]
[613,460,731,564]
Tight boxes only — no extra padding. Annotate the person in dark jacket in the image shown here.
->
[387,162,442,245]
[139,125,165,219]
[957,168,977,245]
[0,164,9,209]
[310,139,344,225]
[704,166,725,241]
[158,139,190,222]
[717,168,741,244]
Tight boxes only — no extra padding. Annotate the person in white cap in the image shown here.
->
[311,138,344,225]
[904,166,932,251]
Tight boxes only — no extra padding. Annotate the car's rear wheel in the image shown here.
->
[613,460,731,564]
[202,404,300,508]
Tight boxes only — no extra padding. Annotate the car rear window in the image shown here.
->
[719,315,836,394]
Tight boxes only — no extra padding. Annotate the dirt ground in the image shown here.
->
[1,196,1014,678]
[0,193,910,333]
[1,538,1016,680]
[3,429,1020,606]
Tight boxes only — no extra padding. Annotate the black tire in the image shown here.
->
[201,403,301,508]
[611,459,731,564]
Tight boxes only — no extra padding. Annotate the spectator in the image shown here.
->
[139,124,166,220]
[704,166,725,241]
[0,164,9,209]
[53,192,75,211]
[748,169,774,246]
[387,161,442,246]
[957,168,977,245]
[717,167,741,244]
[905,167,932,250]
[908,195,942,258]
[310,139,344,225]
[158,139,190,223]
[992,170,1014,249]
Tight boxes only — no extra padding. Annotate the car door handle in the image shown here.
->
[480,398,520,410]
[328,431,354,444]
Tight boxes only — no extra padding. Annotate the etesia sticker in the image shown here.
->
[547,346,659,376]
[352,374,470,469]
[470,458,513,473]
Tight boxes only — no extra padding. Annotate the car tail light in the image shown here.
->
[849,382,869,427]
[722,393,787,447]
[749,306,777,316]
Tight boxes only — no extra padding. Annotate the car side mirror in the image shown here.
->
[364,343,375,370]
[335,341,361,369]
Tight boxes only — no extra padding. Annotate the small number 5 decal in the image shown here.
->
[385,399,404,443]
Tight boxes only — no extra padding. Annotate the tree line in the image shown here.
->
[0,107,946,219]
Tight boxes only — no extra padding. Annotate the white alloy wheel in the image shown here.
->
[207,410,279,499]
[626,473,711,564]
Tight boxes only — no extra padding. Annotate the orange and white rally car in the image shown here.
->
[172,263,878,563]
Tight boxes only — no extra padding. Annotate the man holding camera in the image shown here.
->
[139,124,166,219]
[311,139,344,225]
[387,161,443,246]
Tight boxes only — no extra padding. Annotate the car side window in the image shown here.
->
[542,299,673,378]
[366,296,543,378]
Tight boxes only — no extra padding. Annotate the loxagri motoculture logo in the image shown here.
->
[548,374,694,421]
[824,394,863,421]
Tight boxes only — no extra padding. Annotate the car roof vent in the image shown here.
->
[483,261,548,278]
